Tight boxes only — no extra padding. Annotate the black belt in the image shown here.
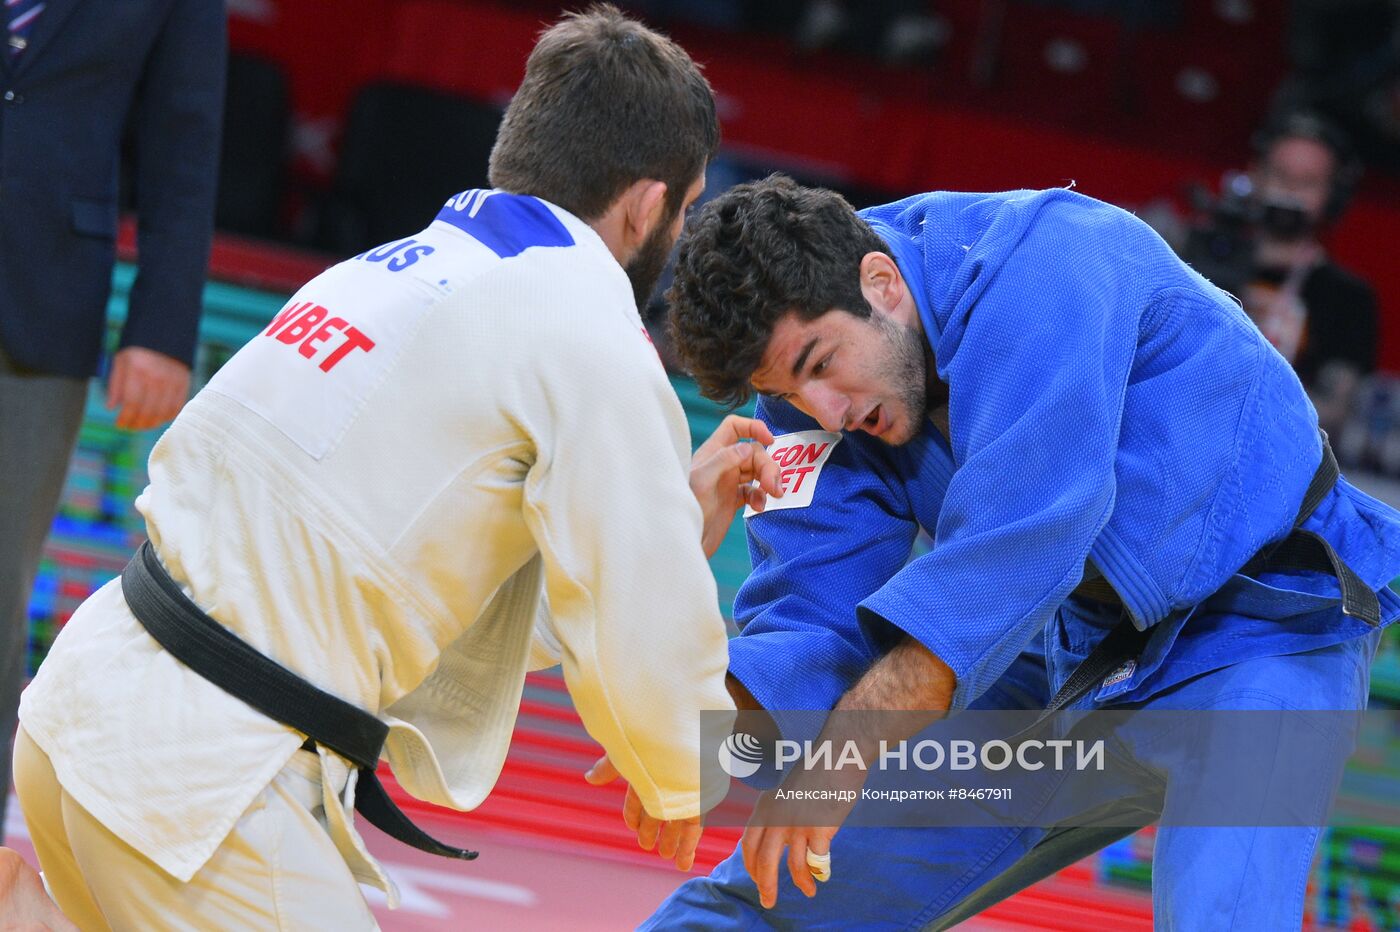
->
[120,541,478,862]
[1047,435,1378,714]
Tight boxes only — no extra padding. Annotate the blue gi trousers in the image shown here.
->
[644,603,1383,931]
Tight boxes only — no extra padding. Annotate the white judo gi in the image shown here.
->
[16,190,734,928]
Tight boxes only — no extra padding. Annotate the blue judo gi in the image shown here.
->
[645,189,1400,930]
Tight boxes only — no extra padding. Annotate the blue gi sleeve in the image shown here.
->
[860,194,1139,711]
[728,396,922,715]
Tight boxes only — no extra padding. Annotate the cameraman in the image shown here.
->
[1183,112,1378,430]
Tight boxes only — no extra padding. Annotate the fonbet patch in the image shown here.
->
[745,430,842,517]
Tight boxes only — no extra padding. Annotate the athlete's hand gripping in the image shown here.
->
[689,414,783,557]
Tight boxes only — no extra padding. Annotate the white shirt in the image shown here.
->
[20,192,735,902]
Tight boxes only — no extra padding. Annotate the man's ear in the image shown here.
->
[626,179,670,245]
[859,252,907,319]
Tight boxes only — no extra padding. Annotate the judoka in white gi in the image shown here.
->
[13,7,775,928]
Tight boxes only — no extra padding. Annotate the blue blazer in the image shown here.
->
[0,0,226,378]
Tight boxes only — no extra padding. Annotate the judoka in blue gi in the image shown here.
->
[637,176,1400,929]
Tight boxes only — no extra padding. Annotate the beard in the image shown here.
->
[871,312,930,446]
[625,211,679,309]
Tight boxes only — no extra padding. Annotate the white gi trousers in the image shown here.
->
[13,726,378,931]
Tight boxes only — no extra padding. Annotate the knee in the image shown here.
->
[0,846,27,895]
[0,847,77,931]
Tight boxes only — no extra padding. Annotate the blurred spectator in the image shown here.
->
[1277,0,1400,172]
[1178,112,1378,436]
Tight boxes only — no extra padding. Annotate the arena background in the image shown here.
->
[9,1,1400,927]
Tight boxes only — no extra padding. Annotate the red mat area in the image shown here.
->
[367,670,1158,930]
[5,792,1153,930]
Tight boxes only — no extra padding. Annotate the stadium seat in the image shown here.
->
[217,52,293,239]
[313,81,503,255]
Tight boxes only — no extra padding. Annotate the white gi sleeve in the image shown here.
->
[526,592,563,672]
[520,332,735,821]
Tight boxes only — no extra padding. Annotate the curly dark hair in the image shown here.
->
[666,175,889,406]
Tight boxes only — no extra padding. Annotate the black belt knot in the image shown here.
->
[120,541,478,862]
